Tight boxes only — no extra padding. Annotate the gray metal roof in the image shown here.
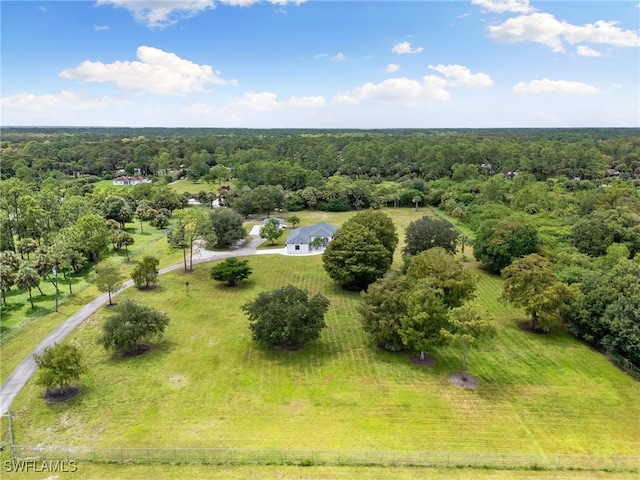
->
[285,222,338,245]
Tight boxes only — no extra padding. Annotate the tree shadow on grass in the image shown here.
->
[106,339,177,363]
[210,279,255,291]
[250,339,334,368]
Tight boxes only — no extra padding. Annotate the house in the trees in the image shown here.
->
[112,176,151,186]
[285,222,338,254]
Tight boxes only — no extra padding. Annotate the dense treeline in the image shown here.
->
[1,127,639,371]
[2,128,639,184]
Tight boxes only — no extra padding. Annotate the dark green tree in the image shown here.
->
[403,216,458,256]
[73,214,109,262]
[34,343,86,396]
[99,299,169,355]
[359,271,409,351]
[243,285,330,350]
[399,280,449,361]
[210,257,252,286]
[601,295,640,365]
[473,219,539,273]
[101,196,134,230]
[344,210,398,263]
[571,209,640,258]
[322,222,391,291]
[208,208,247,248]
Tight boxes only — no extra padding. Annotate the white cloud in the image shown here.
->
[288,96,325,107]
[93,25,110,31]
[231,91,283,111]
[335,64,493,105]
[98,0,305,27]
[385,64,401,73]
[488,12,566,51]
[219,0,259,6]
[268,0,307,6]
[513,78,600,95]
[488,13,640,52]
[331,52,349,62]
[59,46,237,96]
[472,0,533,14]
[428,64,494,88]
[392,41,424,54]
[576,45,601,57]
[563,20,640,47]
[1,90,126,114]
[97,0,215,28]
[334,76,450,105]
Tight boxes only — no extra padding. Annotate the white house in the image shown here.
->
[285,222,338,255]
[112,176,151,186]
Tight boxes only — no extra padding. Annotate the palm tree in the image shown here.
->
[16,264,42,309]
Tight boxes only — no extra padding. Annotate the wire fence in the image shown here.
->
[13,445,640,472]
[609,353,640,380]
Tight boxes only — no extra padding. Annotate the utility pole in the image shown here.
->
[52,266,59,312]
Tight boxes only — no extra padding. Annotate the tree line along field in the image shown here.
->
[8,226,639,457]
[1,128,639,478]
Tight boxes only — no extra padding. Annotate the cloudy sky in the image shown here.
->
[1,0,639,128]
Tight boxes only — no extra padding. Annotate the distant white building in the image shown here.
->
[112,176,151,186]
[285,222,338,255]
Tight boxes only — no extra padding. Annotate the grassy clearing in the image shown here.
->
[10,250,639,456]
[168,179,217,195]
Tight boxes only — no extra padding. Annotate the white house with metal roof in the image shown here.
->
[285,222,338,255]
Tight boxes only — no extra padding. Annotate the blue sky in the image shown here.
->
[1,0,639,128]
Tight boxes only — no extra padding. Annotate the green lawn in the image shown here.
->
[10,252,639,457]
[0,463,636,480]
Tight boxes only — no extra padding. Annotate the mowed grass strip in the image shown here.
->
[11,253,639,456]
[1,463,638,480]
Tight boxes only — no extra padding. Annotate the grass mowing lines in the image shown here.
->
[9,218,640,457]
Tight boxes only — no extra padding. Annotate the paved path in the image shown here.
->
[0,233,283,416]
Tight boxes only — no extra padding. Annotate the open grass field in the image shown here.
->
[10,248,639,457]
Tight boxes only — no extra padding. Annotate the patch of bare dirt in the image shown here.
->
[410,353,435,367]
[117,343,152,358]
[448,372,479,390]
[517,320,548,335]
[44,386,80,403]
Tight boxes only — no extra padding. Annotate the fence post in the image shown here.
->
[6,410,16,462]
